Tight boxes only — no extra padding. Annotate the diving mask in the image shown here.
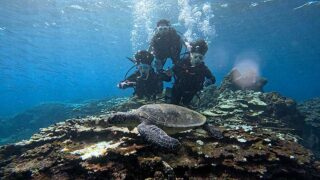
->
[190,53,204,67]
[156,25,170,33]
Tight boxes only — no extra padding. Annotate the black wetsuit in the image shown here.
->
[125,70,170,99]
[150,27,182,67]
[171,57,216,105]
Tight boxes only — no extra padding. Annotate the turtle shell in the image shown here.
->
[136,104,206,128]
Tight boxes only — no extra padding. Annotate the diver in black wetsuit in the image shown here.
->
[170,39,216,105]
[149,19,184,72]
[118,50,170,100]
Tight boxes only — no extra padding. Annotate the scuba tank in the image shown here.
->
[123,57,138,80]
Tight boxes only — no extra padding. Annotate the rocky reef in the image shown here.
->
[0,114,319,179]
[298,98,320,158]
[0,98,129,145]
[193,86,320,160]
[1,89,320,179]
[196,89,303,134]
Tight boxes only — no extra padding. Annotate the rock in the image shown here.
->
[264,92,297,118]
[219,69,267,93]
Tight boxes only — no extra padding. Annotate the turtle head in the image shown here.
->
[107,111,141,130]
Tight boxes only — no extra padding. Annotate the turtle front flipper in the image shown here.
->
[137,122,181,150]
[203,122,223,139]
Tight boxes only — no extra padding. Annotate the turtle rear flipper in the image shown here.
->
[137,122,181,150]
[203,123,223,139]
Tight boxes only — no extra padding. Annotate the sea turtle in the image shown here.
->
[106,103,223,150]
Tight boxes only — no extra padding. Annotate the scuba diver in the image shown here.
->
[169,39,216,105]
[118,50,170,100]
[149,19,184,72]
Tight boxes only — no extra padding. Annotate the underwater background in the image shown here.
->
[1,1,320,178]
[0,0,319,117]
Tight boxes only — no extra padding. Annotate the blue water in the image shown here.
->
[0,0,319,117]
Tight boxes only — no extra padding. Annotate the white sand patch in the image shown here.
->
[71,141,123,160]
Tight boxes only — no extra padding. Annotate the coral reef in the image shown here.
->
[0,98,130,145]
[298,98,320,128]
[0,114,319,179]
[298,98,320,158]
[196,90,303,133]
[110,97,152,112]
[191,84,220,109]
[193,88,320,160]
[0,95,159,146]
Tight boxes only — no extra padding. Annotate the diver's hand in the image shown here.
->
[117,82,126,89]
[117,81,136,89]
